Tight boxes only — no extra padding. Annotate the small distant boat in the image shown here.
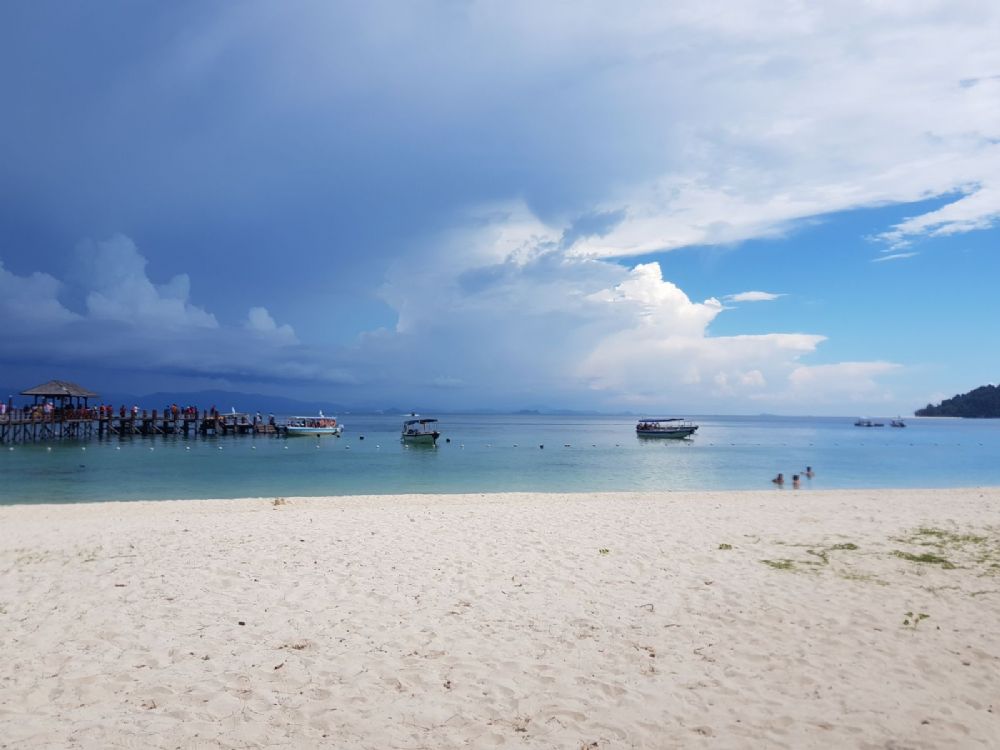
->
[285,413,344,436]
[401,417,440,445]
[890,418,906,428]
[636,418,698,439]
[854,418,885,427]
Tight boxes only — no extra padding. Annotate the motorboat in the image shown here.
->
[285,413,344,436]
[635,418,698,439]
[890,419,906,428]
[854,418,885,427]
[401,417,440,445]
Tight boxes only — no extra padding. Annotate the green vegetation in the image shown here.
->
[806,548,829,564]
[911,527,986,545]
[837,571,887,585]
[915,384,1000,417]
[755,526,1000,585]
[902,611,930,629]
[760,540,861,573]
[891,550,956,568]
[762,559,796,570]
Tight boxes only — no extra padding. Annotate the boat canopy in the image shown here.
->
[637,417,686,422]
[403,418,439,426]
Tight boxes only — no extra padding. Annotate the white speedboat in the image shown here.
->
[401,417,440,445]
[285,413,344,437]
[636,418,698,439]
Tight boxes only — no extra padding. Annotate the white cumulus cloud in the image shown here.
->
[353,204,898,411]
[0,260,79,325]
[246,306,297,343]
[724,291,784,303]
[79,235,218,329]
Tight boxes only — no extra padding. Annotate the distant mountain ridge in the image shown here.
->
[916,384,1000,418]
[1,384,630,416]
[113,390,352,415]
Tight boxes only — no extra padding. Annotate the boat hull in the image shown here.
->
[286,426,343,437]
[636,427,698,439]
[401,432,439,445]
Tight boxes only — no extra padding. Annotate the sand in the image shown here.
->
[2,488,1000,749]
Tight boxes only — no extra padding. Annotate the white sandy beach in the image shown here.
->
[2,488,999,749]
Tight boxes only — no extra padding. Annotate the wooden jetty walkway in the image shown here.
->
[0,409,282,444]
[1,379,289,445]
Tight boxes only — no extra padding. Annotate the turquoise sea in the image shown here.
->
[1,414,999,504]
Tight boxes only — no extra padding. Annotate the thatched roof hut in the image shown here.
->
[20,380,99,405]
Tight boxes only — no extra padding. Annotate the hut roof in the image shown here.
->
[20,380,99,398]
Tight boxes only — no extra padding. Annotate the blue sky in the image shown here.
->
[1,1,998,414]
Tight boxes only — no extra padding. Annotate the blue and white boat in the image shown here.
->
[285,413,344,437]
[636,418,698,439]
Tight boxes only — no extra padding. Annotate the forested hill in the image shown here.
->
[916,384,1000,417]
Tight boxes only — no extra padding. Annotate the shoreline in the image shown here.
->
[3,488,1000,747]
[3,484,1000,510]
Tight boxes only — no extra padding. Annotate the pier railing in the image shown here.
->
[0,410,281,443]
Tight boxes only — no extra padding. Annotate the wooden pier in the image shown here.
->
[1,379,286,445]
[0,410,282,444]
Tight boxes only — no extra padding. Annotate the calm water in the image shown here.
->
[1,415,999,504]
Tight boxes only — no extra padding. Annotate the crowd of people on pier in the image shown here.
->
[0,401,233,423]
[0,400,283,431]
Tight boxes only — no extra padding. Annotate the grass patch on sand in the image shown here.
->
[757,525,1000,590]
[891,550,956,568]
[902,611,930,629]
[761,559,797,570]
[914,527,986,545]
[760,541,861,573]
[891,524,1000,576]
[837,570,888,585]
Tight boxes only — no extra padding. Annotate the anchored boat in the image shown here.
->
[635,418,698,439]
[401,417,441,445]
[285,413,344,437]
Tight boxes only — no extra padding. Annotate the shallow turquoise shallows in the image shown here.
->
[1,414,999,504]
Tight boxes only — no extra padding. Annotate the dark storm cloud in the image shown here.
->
[0,1,666,322]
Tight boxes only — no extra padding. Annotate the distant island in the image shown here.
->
[916,384,1000,418]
